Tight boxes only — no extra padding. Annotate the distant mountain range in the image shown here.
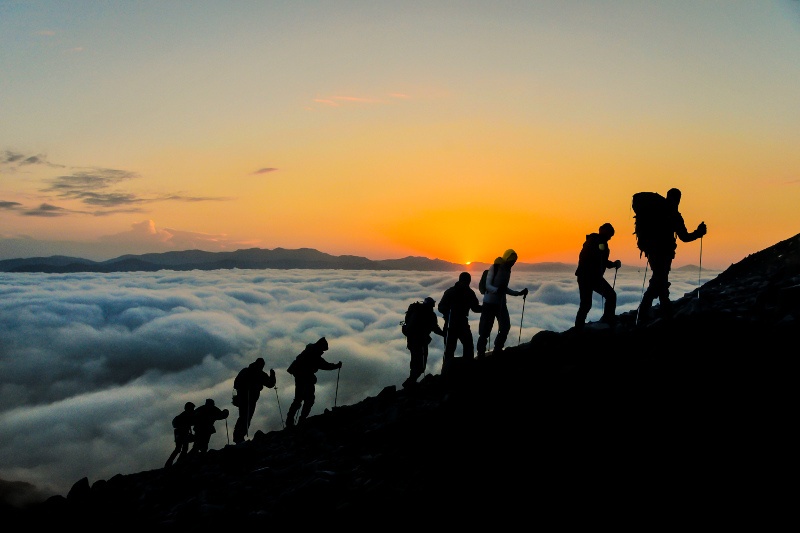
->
[0,247,576,274]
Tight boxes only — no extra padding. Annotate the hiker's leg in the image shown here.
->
[460,323,475,360]
[494,305,511,351]
[575,278,592,328]
[443,327,458,359]
[299,386,315,422]
[286,391,302,427]
[405,344,424,386]
[232,407,247,442]
[597,279,616,322]
[477,304,497,356]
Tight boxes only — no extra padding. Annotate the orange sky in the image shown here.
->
[2,2,798,270]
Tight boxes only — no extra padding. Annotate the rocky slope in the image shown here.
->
[3,233,798,528]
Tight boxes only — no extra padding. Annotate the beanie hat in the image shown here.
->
[458,272,471,284]
[315,337,329,350]
[502,249,517,262]
[185,402,195,411]
[423,297,435,307]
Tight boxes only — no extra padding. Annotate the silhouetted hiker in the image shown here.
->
[438,272,482,375]
[476,249,528,357]
[232,357,277,444]
[402,297,445,389]
[164,401,195,468]
[574,223,621,330]
[189,398,229,454]
[285,337,342,427]
[638,188,707,322]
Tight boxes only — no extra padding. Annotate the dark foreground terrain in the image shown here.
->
[3,233,798,528]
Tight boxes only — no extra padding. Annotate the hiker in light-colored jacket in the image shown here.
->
[476,249,528,357]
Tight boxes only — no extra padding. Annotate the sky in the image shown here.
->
[0,266,716,499]
[1,1,799,270]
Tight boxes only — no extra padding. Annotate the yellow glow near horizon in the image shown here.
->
[0,3,798,270]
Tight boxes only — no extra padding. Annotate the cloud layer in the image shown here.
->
[0,266,714,497]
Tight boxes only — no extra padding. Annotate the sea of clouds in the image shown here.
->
[0,265,716,497]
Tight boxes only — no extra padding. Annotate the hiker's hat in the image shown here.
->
[423,297,435,307]
[502,249,517,262]
[315,337,329,350]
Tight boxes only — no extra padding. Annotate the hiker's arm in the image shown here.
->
[264,368,276,388]
[319,358,339,371]
[675,214,706,242]
[471,293,483,313]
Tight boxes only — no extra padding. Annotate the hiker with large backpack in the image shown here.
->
[231,357,276,444]
[574,222,621,330]
[438,272,482,376]
[400,297,444,389]
[633,188,707,323]
[476,249,529,358]
[285,337,342,427]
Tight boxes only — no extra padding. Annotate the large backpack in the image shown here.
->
[401,301,425,336]
[632,192,671,257]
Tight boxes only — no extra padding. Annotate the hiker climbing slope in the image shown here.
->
[574,223,621,330]
[164,401,195,468]
[438,272,482,375]
[232,357,276,444]
[635,188,706,322]
[476,249,528,357]
[401,297,444,388]
[189,398,229,454]
[285,337,342,427]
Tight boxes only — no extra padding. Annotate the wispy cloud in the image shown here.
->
[0,201,22,210]
[251,168,278,175]
[2,151,63,169]
[22,203,72,217]
[3,152,234,217]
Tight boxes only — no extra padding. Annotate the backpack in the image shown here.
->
[478,264,497,295]
[632,191,671,257]
[401,301,424,336]
[478,269,489,295]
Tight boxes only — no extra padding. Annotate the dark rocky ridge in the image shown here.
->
[3,233,798,528]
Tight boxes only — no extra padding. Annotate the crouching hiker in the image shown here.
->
[165,401,195,468]
[286,337,342,427]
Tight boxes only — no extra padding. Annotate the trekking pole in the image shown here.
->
[274,386,284,428]
[518,294,527,346]
[698,236,703,301]
[225,418,229,445]
[636,261,649,326]
[334,366,340,408]
[245,389,250,439]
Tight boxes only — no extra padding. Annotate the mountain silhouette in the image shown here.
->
[1,233,797,528]
[0,247,576,273]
